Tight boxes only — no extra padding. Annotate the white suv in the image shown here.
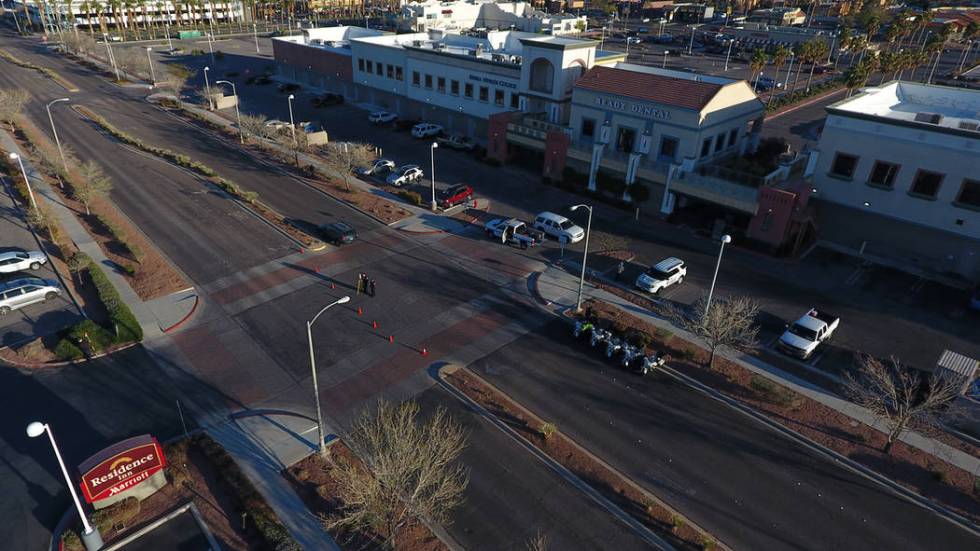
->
[635,257,686,294]
[368,111,397,124]
[386,165,424,186]
[532,212,585,244]
[0,277,61,315]
[0,250,48,274]
[411,123,444,138]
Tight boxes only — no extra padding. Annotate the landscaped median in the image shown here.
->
[73,105,324,249]
[441,366,722,551]
[0,49,79,91]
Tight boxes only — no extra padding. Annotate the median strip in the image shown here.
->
[0,49,80,91]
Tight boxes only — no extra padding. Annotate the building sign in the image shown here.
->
[593,96,671,120]
[469,74,518,89]
[79,435,166,504]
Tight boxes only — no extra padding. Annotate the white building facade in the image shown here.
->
[808,81,980,281]
[396,0,586,35]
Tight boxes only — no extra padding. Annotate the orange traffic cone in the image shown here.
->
[372,320,378,330]
[357,307,363,316]
[388,335,394,344]
[421,347,428,356]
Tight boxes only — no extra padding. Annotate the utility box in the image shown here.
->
[212,93,238,110]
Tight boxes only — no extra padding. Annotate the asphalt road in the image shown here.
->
[416,386,655,550]
[468,319,980,551]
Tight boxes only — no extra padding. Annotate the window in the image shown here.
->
[867,161,900,189]
[494,89,505,106]
[424,74,433,89]
[366,60,373,73]
[464,83,474,98]
[396,67,403,81]
[728,129,737,148]
[437,77,445,93]
[660,137,678,161]
[358,58,365,72]
[954,179,980,209]
[386,64,394,79]
[426,13,437,19]
[714,134,724,153]
[700,137,712,158]
[510,93,520,109]
[616,127,636,153]
[412,71,420,86]
[450,80,459,95]
[830,152,859,179]
[375,62,382,76]
[479,86,489,102]
[909,170,943,199]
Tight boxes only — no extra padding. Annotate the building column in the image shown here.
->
[544,130,571,181]
[587,121,611,192]
[622,132,652,201]
[661,164,679,215]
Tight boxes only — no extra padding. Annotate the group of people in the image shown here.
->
[356,273,376,297]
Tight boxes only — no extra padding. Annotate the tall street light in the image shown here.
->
[46,97,71,174]
[145,47,155,85]
[662,50,669,68]
[430,141,438,211]
[306,295,351,456]
[724,40,733,71]
[203,66,213,109]
[253,21,261,54]
[9,153,37,210]
[704,234,732,316]
[102,33,120,81]
[164,21,174,52]
[26,422,104,551]
[570,203,593,312]
[216,80,243,143]
[287,93,297,145]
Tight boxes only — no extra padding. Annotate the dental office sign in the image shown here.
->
[79,435,166,504]
[593,96,671,120]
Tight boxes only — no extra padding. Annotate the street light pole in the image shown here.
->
[26,422,103,551]
[784,54,794,89]
[306,296,351,456]
[430,142,438,211]
[253,22,261,54]
[145,47,155,85]
[688,24,698,55]
[663,50,669,68]
[724,40,733,71]
[203,66,213,109]
[9,153,37,210]
[216,80,243,143]
[287,93,297,145]
[45,98,71,174]
[570,204,592,312]
[165,21,174,52]
[206,31,215,65]
[704,234,732,316]
[102,34,120,81]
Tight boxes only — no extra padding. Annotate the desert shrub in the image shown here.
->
[539,422,557,440]
[397,190,423,206]
[91,497,141,533]
[54,338,83,361]
[74,253,142,343]
[750,375,803,408]
[67,320,114,353]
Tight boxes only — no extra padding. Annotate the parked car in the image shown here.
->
[532,211,585,244]
[626,36,643,45]
[264,119,289,132]
[0,250,47,274]
[436,134,476,151]
[311,93,343,107]
[368,111,398,124]
[278,83,300,93]
[0,277,61,315]
[411,123,444,138]
[635,257,686,294]
[437,184,474,208]
[358,159,396,176]
[484,218,543,249]
[318,221,357,245]
[651,34,673,44]
[386,165,424,186]
[254,75,272,85]
[778,309,840,360]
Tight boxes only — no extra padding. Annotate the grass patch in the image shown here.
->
[750,375,803,409]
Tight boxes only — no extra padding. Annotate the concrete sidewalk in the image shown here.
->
[534,264,980,477]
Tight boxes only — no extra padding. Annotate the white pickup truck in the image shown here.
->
[484,218,544,249]
[778,309,840,360]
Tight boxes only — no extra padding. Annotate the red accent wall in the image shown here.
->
[747,187,799,247]
[543,130,570,180]
[272,40,353,82]
[487,112,512,163]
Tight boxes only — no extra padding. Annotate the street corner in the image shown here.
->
[147,287,201,335]
[390,213,466,235]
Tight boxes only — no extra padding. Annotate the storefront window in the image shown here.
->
[494,89,505,106]
[581,118,596,139]
[425,74,433,89]
[358,59,364,72]
[728,129,737,148]
[437,77,446,93]
[387,64,394,79]
[451,80,459,95]
[464,83,474,98]
[659,137,678,161]
[479,86,489,102]
[412,71,420,86]
[396,67,404,81]
[510,93,520,109]
[700,137,712,158]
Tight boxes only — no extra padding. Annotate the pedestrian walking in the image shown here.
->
[369,278,376,297]
[615,261,625,281]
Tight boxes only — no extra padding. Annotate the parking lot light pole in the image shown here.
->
[784,54,795,89]
[662,50,669,68]
[688,24,698,55]
[26,422,103,551]
[306,296,351,457]
[216,80,243,143]
[430,142,438,211]
[724,40,733,71]
[145,47,155,85]
[287,94,297,145]
[570,204,592,312]
[45,97,71,174]
[704,234,732,316]
[203,66,213,109]
[9,153,37,210]
[253,22,261,54]
[164,22,174,52]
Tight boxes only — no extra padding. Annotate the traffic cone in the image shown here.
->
[357,307,363,316]
[315,265,321,273]
[372,320,378,330]
[421,347,428,357]
[330,282,335,289]
[388,335,394,344]
[299,246,305,254]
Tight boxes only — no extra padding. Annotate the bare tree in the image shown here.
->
[526,531,548,551]
[326,400,469,550]
[671,296,759,370]
[0,88,29,130]
[321,141,375,192]
[844,355,962,454]
[238,112,269,141]
[114,48,150,78]
[159,64,195,105]
[75,160,113,215]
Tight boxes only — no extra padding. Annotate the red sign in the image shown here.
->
[78,435,166,503]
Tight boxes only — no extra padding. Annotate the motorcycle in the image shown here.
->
[637,352,668,375]
[620,344,643,369]
[605,336,623,359]
[574,320,594,340]
[590,328,611,348]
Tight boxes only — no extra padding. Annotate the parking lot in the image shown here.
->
[0,176,81,347]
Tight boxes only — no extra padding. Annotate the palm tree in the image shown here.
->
[865,14,881,45]
[844,58,871,97]
[749,48,768,90]
[804,40,828,92]
[768,45,791,107]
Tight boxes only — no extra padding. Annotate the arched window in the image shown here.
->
[529,58,555,94]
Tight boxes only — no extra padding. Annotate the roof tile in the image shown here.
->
[574,66,722,111]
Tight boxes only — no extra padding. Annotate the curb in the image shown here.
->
[160,293,200,334]
[0,341,139,369]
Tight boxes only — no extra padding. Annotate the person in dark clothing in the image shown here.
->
[369,279,376,297]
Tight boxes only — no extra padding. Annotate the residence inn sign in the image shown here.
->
[79,434,167,508]
[593,96,671,120]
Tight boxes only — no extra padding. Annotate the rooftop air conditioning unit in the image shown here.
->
[958,120,979,131]
[913,112,943,125]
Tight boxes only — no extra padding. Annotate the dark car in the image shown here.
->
[278,83,300,93]
[437,184,474,209]
[319,221,357,245]
[312,93,344,107]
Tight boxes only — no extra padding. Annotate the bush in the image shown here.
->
[190,48,205,56]
[54,338,83,361]
[67,320,114,353]
[75,253,143,343]
[397,190,423,206]
[539,422,557,440]
[92,497,140,533]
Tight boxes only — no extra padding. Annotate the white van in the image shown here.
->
[533,211,585,244]
[0,278,61,315]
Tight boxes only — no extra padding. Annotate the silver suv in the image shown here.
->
[0,249,48,274]
[0,277,62,315]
